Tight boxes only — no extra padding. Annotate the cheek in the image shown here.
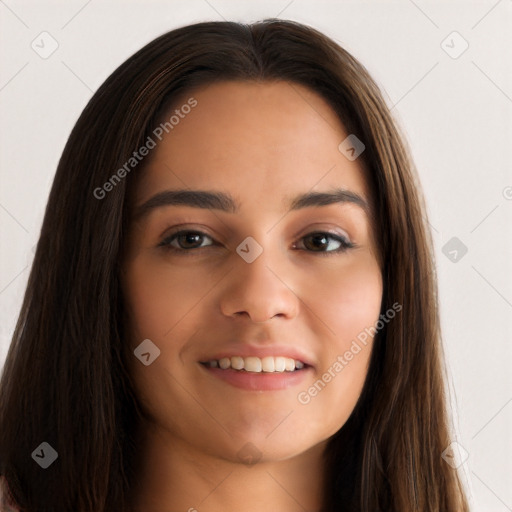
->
[122,256,207,342]
[296,253,382,428]
[308,252,383,343]
[121,257,206,425]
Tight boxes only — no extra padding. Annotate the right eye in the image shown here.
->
[158,230,216,253]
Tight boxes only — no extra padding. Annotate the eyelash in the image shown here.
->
[157,229,356,257]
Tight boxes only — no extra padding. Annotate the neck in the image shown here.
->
[130,419,326,512]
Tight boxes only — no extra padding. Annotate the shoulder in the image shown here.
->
[0,476,20,512]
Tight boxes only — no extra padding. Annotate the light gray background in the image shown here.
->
[1,1,511,510]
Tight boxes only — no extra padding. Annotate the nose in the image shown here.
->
[219,245,299,323]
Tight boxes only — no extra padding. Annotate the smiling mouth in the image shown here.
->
[200,355,308,373]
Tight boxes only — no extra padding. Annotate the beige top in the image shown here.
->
[0,476,19,512]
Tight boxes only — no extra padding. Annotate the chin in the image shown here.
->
[224,426,321,462]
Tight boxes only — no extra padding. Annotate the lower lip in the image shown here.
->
[201,365,312,391]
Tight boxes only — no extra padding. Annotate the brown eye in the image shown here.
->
[159,231,214,251]
[298,232,354,254]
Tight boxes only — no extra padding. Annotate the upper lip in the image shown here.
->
[199,345,315,368]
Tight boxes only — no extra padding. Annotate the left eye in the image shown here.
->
[297,232,354,253]
[158,230,354,255]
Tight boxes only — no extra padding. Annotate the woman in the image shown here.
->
[0,19,469,511]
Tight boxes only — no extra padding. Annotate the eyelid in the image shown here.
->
[159,224,217,244]
[158,225,356,255]
[159,222,353,244]
[291,223,354,249]
[294,224,352,242]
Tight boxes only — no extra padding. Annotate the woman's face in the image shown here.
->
[121,80,383,463]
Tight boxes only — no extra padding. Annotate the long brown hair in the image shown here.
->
[0,19,469,511]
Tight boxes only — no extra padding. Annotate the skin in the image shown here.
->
[121,80,383,512]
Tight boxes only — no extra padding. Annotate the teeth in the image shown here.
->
[244,356,262,372]
[261,356,275,372]
[219,357,231,369]
[204,355,306,373]
[285,358,295,371]
[231,356,244,370]
[274,356,286,372]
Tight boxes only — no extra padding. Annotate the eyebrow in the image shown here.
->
[132,187,370,220]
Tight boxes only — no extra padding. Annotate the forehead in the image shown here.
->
[134,80,372,216]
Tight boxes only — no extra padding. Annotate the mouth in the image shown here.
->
[200,355,309,373]
[199,356,312,391]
